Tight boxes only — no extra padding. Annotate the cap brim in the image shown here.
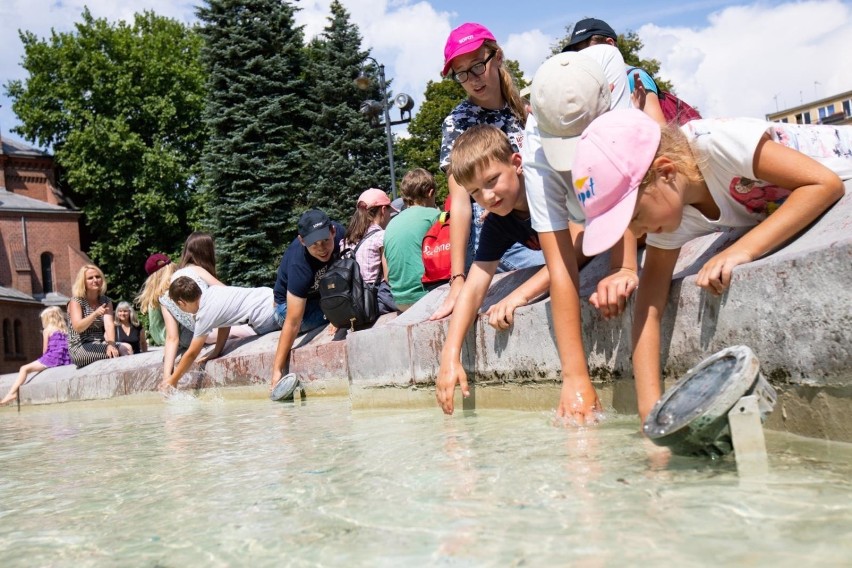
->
[442,40,485,76]
[539,131,580,172]
[582,188,639,257]
[302,227,331,247]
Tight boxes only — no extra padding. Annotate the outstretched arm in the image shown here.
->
[271,293,307,388]
[436,260,498,415]
[631,246,680,422]
[163,336,207,389]
[538,229,601,424]
[697,137,845,294]
[430,174,471,320]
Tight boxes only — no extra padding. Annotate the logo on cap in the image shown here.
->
[574,176,596,207]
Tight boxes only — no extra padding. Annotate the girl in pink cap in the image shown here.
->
[341,188,397,314]
[572,108,851,422]
[431,22,544,321]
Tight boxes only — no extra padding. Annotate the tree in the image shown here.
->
[5,9,206,302]
[197,0,310,286]
[301,0,390,225]
[395,78,465,203]
[553,26,673,92]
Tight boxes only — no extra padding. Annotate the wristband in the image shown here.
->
[449,273,466,285]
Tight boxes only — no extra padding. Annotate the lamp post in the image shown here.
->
[355,56,414,200]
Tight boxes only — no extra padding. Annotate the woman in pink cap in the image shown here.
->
[431,22,544,321]
[341,188,397,314]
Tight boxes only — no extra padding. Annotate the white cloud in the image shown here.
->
[637,0,852,118]
[504,29,553,82]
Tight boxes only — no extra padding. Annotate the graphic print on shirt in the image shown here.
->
[729,177,790,216]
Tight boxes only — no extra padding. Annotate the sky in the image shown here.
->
[2,0,852,149]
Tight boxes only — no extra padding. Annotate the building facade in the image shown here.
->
[766,89,852,126]
[0,135,89,373]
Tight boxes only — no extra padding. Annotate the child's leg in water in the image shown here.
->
[1,361,47,404]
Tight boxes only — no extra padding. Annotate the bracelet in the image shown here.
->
[449,273,466,285]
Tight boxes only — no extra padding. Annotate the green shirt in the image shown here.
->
[147,307,166,346]
[384,205,440,306]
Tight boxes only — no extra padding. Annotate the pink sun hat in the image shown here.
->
[442,22,496,77]
[357,188,398,211]
[571,109,661,257]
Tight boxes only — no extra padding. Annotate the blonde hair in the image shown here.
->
[450,124,515,188]
[136,262,177,314]
[40,306,67,334]
[482,40,527,128]
[640,122,704,190]
[115,301,140,326]
[72,264,107,298]
[400,168,436,207]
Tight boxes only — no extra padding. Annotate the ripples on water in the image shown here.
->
[1,397,851,566]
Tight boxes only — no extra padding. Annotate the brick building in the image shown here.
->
[0,135,89,373]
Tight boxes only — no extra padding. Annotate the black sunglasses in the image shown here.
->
[452,51,497,84]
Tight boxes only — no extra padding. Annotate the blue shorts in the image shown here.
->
[273,299,327,332]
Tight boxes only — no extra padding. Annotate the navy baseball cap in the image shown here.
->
[563,18,617,51]
[298,209,331,246]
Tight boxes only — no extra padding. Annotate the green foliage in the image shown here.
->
[5,9,206,302]
[553,25,673,92]
[395,78,465,203]
[301,0,391,227]
[197,0,310,286]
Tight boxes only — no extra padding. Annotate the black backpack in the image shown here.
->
[319,229,381,332]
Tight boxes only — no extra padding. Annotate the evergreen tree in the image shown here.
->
[5,9,206,302]
[197,0,309,286]
[301,0,390,225]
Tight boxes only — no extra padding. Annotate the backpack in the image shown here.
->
[421,195,452,284]
[319,229,381,331]
[627,67,701,126]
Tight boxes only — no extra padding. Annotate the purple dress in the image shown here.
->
[38,331,72,367]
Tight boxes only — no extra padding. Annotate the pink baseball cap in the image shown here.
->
[357,188,397,211]
[442,22,496,77]
[571,109,661,257]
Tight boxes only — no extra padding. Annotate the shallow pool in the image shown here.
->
[1,394,851,566]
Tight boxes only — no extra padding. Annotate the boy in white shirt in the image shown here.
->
[161,276,280,389]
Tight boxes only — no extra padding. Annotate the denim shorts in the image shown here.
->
[273,298,327,332]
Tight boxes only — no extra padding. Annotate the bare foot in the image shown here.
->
[0,393,17,405]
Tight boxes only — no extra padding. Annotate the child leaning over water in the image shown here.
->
[2,307,71,404]
[572,109,851,422]
[435,125,551,415]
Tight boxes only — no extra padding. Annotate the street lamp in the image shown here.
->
[355,56,414,200]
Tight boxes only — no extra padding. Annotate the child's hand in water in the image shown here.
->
[696,249,754,295]
[436,356,469,415]
[557,378,602,426]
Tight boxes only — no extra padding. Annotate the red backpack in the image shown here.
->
[421,195,452,284]
[628,67,701,126]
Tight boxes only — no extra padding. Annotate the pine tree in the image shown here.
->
[197,0,309,286]
[301,0,390,226]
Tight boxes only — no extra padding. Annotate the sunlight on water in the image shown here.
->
[1,397,851,566]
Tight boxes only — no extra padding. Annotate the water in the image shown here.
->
[1,395,851,566]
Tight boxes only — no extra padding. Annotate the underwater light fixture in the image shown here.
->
[643,345,778,459]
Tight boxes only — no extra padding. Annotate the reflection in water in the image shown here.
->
[1,398,851,565]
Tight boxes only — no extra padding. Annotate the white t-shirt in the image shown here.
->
[647,118,852,250]
[524,44,632,233]
[194,285,275,338]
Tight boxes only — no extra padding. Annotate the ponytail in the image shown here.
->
[483,40,527,127]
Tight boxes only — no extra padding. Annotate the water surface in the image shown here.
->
[1,395,851,566]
